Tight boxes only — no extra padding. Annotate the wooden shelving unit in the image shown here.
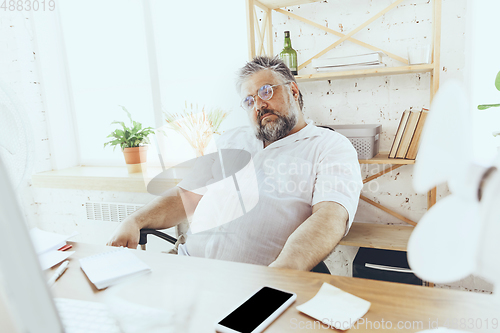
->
[256,0,321,10]
[358,152,416,165]
[246,0,442,253]
[295,64,434,82]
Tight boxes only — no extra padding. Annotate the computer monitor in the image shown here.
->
[0,158,64,333]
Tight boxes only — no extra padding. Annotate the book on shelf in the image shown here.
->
[396,109,422,158]
[389,110,411,159]
[405,108,429,160]
[312,51,386,69]
[314,63,387,72]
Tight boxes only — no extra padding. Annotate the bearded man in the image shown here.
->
[107,56,362,273]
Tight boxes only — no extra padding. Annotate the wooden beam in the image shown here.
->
[266,7,273,56]
[427,187,437,209]
[428,1,440,210]
[363,165,403,184]
[254,0,270,11]
[274,8,408,65]
[254,10,265,56]
[259,11,269,56]
[246,0,256,60]
[298,0,406,70]
[431,0,442,101]
[360,195,417,226]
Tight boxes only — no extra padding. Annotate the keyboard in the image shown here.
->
[54,298,120,333]
[54,297,175,333]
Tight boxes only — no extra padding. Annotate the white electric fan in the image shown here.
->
[407,81,500,333]
[0,79,35,192]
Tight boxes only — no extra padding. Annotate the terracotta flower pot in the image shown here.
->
[122,146,148,173]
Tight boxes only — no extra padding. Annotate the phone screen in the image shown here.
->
[218,287,294,333]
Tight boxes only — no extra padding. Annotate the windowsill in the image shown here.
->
[32,166,181,193]
[32,167,414,251]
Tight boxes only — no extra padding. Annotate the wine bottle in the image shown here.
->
[279,31,298,75]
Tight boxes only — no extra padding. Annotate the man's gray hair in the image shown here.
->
[237,56,304,110]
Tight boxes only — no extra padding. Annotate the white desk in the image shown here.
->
[43,242,500,332]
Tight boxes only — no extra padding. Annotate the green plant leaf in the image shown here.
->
[119,105,134,124]
[495,71,500,91]
[478,104,500,110]
[111,121,128,132]
[133,120,142,131]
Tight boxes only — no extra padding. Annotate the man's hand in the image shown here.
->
[105,187,198,249]
[106,217,141,249]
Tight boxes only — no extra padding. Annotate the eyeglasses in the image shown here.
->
[240,82,291,111]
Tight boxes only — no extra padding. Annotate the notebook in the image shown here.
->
[296,282,371,330]
[79,248,151,290]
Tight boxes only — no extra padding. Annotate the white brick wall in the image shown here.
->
[1,1,492,293]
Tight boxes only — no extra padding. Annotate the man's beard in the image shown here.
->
[254,98,299,143]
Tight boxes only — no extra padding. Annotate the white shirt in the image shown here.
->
[177,120,363,266]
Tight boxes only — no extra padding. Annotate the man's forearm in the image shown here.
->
[129,187,188,230]
[269,202,348,271]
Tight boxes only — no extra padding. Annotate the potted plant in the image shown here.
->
[478,70,500,137]
[104,105,155,173]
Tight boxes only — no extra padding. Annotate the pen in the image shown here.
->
[47,261,70,287]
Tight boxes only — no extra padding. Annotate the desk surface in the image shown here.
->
[51,242,498,332]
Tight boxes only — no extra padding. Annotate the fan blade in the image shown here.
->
[407,195,481,283]
[413,81,473,194]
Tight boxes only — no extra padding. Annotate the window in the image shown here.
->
[57,0,248,166]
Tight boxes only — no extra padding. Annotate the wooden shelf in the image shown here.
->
[358,152,416,165]
[295,64,434,82]
[340,222,414,251]
[257,0,321,10]
[32,166,181,193]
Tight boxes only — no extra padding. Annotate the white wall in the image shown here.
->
[1,0,492,293]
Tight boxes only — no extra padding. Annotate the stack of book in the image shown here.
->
[389,108,429,160]
[312,51,386,72]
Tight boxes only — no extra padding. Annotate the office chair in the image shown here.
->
[139,229,331,274]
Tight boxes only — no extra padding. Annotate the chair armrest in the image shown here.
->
[139,229,177,246]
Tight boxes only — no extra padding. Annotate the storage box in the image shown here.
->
[353,248,422,286]
[323,124,381,159]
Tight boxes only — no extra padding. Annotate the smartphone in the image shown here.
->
[215,286,297,333]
